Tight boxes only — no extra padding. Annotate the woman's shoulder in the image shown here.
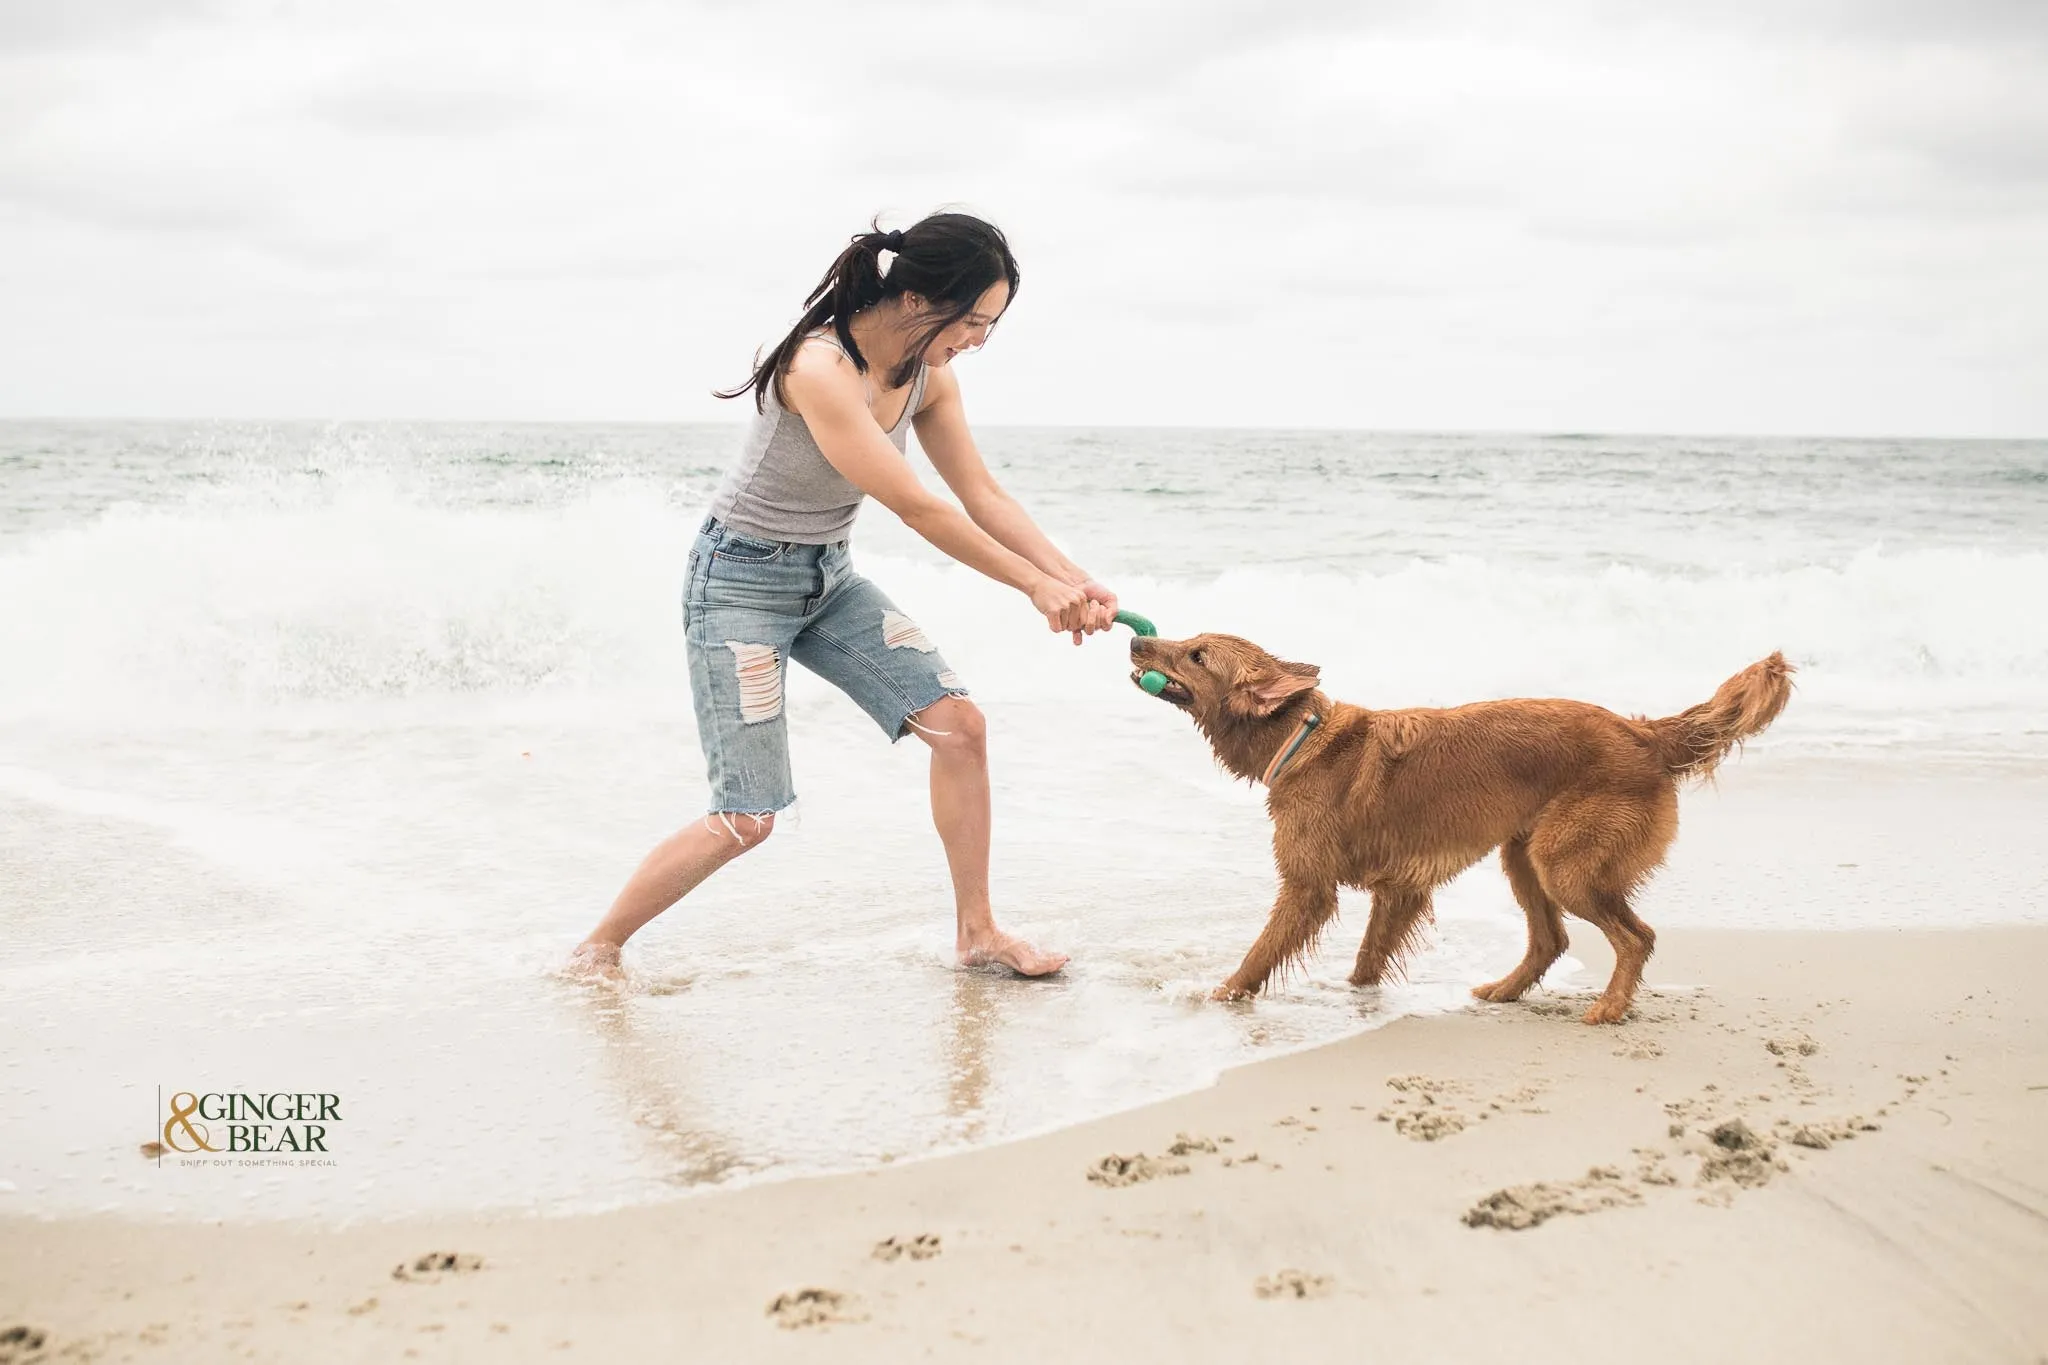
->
[787,330,857,373]
[782,335,867,415]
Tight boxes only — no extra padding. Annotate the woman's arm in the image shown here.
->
[913,365,1086,579]
[782,342,1096,634]
[911,365,1119,617]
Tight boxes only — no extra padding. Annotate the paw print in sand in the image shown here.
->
[872,1234,942,1262]
[391,1251,485,1283]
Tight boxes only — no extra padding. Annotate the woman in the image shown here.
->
[571,212,1118,980]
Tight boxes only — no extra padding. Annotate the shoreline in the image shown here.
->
[5,925,2045,1363]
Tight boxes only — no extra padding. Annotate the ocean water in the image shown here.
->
[2,420,2044,1223]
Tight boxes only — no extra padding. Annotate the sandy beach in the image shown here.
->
[8,0,2048,1354]
[5,923,2044,1364]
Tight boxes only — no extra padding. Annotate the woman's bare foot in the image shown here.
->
[957,931,1068,977]
[565,940,625,982]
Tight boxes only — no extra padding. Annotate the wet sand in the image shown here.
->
[4,925,2045,1363]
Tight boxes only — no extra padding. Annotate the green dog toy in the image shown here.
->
[1114,611,1172,695]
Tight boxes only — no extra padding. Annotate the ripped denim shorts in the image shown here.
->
[683,515,969,815]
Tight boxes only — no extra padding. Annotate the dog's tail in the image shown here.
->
[1646,652,1795,781]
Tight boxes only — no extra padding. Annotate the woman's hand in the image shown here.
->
[1028,575,1121,643]
[1028,576,1095,636]
[1072,578,1119,646]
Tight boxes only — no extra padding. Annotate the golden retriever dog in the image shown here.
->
[1130,634,1793,1023]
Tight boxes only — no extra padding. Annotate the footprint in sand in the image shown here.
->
[766,1288,862,1330]
[1776,1116,1879,1150]
[0,1326,48,1364]
[1394,1109,1467,1141]
[1378,1075,1479,1141]
[872,1234,942,1262]
[1463,1166,1646,1230]
[1088,1133,1224,1185]
[1695,1118,1788,1192]
[1087,1152,1191,1187]
[1254,1270,1333,1300]
[391,1252,486,1283]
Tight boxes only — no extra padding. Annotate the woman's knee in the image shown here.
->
[705,810,776,853]
[909,696,986,755]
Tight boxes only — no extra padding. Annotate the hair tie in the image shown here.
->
[878,229,906,252]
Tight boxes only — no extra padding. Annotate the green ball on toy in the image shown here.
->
[1115,613,1170,695]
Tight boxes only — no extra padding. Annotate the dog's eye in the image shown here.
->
[1189,649,1206,667]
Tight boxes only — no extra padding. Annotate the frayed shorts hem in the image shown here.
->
[889,686,973,743]
[703,794,800,819]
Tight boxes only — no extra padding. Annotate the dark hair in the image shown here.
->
[717,211,1021,412]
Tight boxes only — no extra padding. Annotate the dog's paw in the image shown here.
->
[1581,999,1631,1025]
[1471,980,1528,1004]
[1210,983,1253,1003]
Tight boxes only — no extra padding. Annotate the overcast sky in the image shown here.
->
[2,0,2043,434]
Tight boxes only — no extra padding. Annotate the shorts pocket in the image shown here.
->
[713,533,783,563]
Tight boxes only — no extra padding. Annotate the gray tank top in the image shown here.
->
[708,333,930,544]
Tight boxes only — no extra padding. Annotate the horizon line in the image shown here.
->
[1,416,2042,443]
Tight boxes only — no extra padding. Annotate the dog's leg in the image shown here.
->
[1539,859,1657,1024]
[1214,877,1339,1000]
[1348,887,1433,987]
[1531,794,1669,1024]
[1573,889,1656,1025]
[1472,837,1569,1003]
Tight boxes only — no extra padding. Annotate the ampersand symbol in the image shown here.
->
[163,1091,219,1153]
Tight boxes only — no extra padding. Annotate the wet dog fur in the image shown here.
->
[1130,634,1793,1024]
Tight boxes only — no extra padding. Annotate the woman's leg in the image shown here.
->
[570,815,775,978]
[570,526,804,978]
[789,567,1066,979]
[908,696,1067,977]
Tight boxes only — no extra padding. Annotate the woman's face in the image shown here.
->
[913,280,1010,368]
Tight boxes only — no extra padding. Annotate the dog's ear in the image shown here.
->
[1229,661,1321,717]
